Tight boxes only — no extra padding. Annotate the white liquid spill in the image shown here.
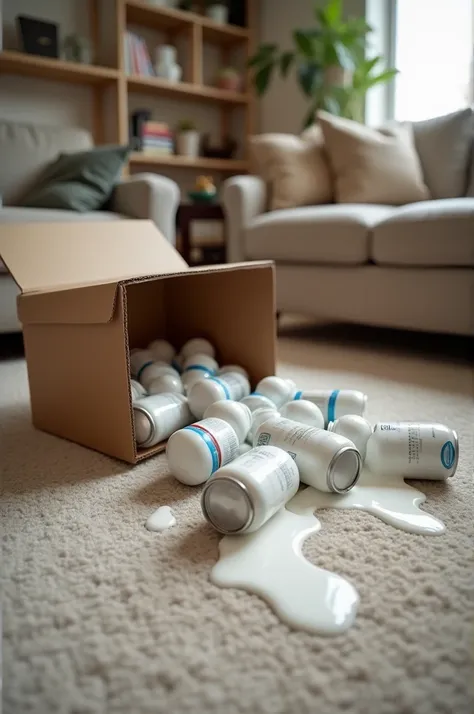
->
[210,507,359,635]
[210,469,445,636]
[287,469,445,536]
[145,506,176,532]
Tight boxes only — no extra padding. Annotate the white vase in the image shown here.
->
[177,131,200,158]
[155,45,182,82]
[206,4,229,24]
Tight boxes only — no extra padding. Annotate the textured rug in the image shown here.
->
[2,326,473,714]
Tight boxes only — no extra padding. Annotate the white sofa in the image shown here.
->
[0,120,180,333]
[224,117,474,337]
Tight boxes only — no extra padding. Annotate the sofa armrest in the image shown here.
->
[112,173,180,245]
[223,175,267,263]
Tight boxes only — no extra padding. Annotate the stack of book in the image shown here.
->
[141,121,174,156]
[124,32,154,76]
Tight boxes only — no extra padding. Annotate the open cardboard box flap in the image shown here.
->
[17,260,274,325]
[0,220,188,324]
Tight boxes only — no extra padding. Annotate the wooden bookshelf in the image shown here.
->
[0,0,256,175]
[130,152,248,172]
[0,50,118,85]
[127,74,249,104]
[125,0,249,45]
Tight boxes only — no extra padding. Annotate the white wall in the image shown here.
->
[258,0,367,134]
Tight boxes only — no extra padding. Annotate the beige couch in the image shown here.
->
[224,119,474,337]
[0,120,180,333]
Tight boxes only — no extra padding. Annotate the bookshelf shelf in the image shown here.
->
[127,74,249,105]
[130,152,248,172]
[125,0,249,45]
[0,50,119,85]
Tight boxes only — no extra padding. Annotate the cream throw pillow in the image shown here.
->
[250,127,332,210]
[317,111,430,205]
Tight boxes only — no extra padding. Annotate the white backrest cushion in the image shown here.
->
[411,108,474,199]
[0,120,93,206]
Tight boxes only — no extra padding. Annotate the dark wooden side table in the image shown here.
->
[177,203,225,266]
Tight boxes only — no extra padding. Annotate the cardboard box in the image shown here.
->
[0,221,276,463]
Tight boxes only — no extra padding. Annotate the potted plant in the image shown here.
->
[216,67,242,92]
[176,120,200,158]
[206,0,228,25]
[248,0,398,126]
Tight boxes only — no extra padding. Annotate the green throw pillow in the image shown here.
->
[21,145,130,212]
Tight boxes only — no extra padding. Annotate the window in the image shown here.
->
[393,0,473,121]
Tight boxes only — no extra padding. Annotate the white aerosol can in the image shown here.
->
[293,389,367,425]
[133,393,192,448]
[254,416,361,493]
[365,422,459,480]
[201,446,300,534]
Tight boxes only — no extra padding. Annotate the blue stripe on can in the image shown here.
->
[294,391,303,400]
[209,377,231,399]
[327,389,340,423]
[184,364,213,374]
[184,426,220,473]
[136,361,154,381]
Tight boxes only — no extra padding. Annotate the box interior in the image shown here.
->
[125,265,276,461]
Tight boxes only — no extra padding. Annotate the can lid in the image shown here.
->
[327,447,361,493]
[450,429,460,477]
[201,477,253,534]
[133,408,154,446]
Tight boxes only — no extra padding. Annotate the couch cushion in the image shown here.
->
[245,204,394,265]
[0,207,125,224]
[249,127,332,211]
[372,199,474,267]
[412,108,474,199]
[0,120,93,206]
[317,111,429,205]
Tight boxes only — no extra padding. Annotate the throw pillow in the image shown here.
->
[21,145,130,212]
[249,127,332,210]
[317,111,430,205]
[411,108,474,199]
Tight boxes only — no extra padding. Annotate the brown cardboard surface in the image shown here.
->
[24,286,136,462]
[11,214,276,463]
[0,220,187,294]
[19,282,119,325]
[164,264,276,383]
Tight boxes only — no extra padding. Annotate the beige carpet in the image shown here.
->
[2,326,474,714]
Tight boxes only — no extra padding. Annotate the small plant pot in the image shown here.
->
[216,75,242,92]
[176,131,200,158]
[206,4,229,24]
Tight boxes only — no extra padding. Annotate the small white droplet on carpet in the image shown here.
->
[145,506,176,532]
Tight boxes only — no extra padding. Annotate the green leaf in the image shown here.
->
[254,63,274,96]
[366,68,398,87]
[297,61,322,97]
[293,30,316,57]
[332,40,355,68]
[247,44,278,68]
[317,0,342,28]
[280,51,295,78]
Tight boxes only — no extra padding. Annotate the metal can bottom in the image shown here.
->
[201,477,254,534]
[327,446,362,493]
